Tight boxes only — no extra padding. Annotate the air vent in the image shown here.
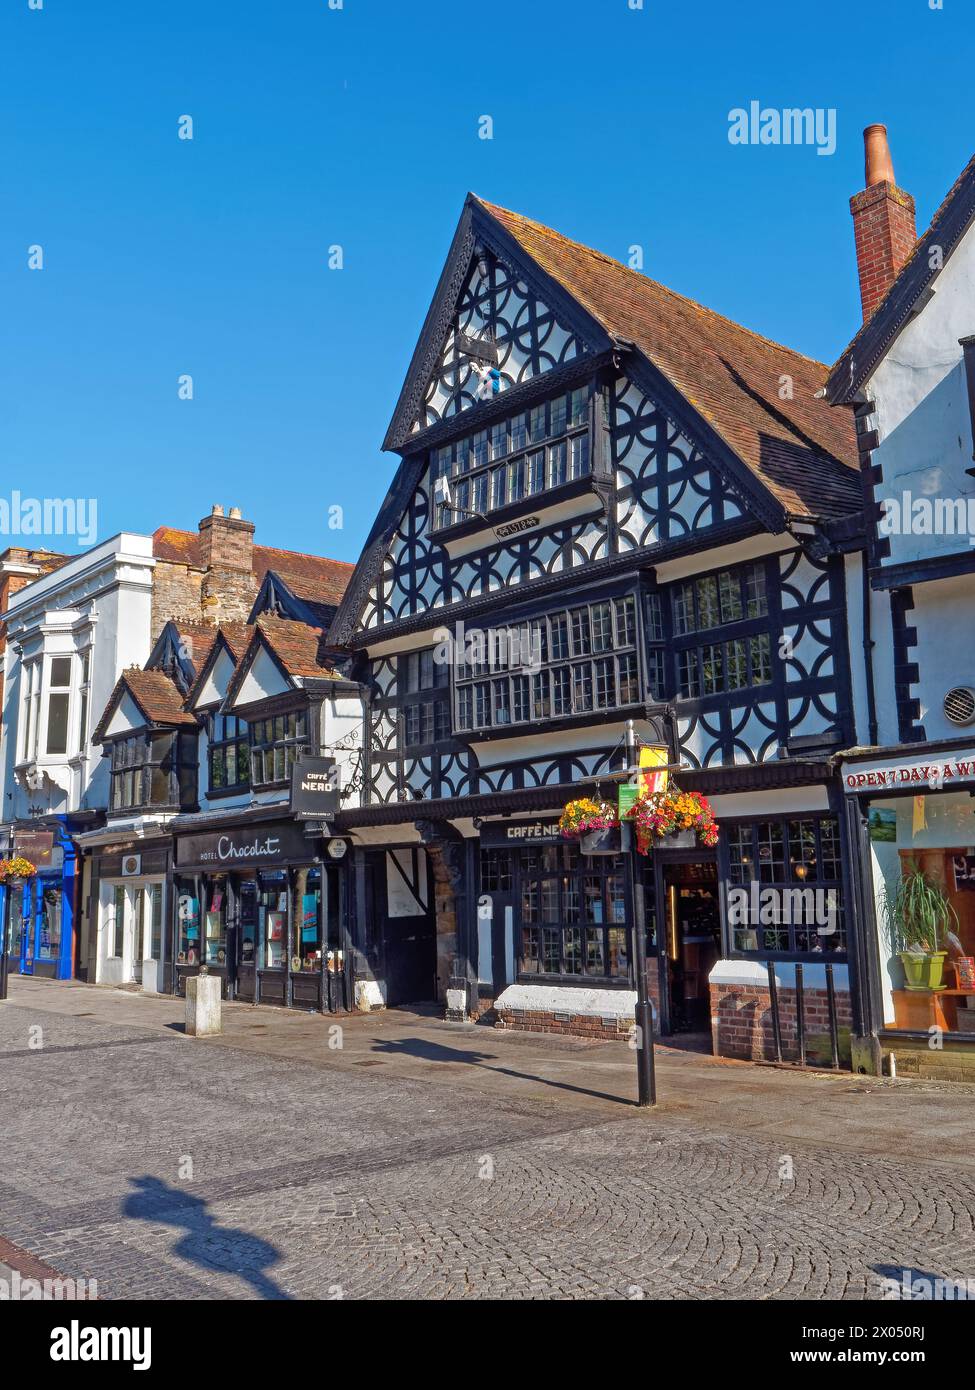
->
[944,686,975,727]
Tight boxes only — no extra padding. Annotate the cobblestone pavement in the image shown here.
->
[2,995,974,1300]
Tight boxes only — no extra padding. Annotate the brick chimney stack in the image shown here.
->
[850,124,917,322]
[198,504,256,620]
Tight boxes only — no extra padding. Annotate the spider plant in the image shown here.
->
[880,865,956,955]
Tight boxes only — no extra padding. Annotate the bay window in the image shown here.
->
[249,711,308,787]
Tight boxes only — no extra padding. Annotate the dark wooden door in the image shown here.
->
[380,849,437,1006]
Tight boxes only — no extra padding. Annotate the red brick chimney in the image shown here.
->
[198,505,257,621]
[850,124,917,322]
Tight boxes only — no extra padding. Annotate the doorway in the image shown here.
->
[660,861,720,1036]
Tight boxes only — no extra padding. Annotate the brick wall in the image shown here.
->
[710,981,852,1064]
[495,975,660,1042]
[850,181,917,321]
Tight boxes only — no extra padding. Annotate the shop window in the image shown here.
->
[258,871,288,969]
[480,848,513,893]
[292,867,323,972]
[112,884,126,958]
[149,883,163,960]
[204,877,228,967]
[37,886,61,961]
[725,815,845,956]
[517,844,634,981]
[208,713,249,793]
[867,791,975,1032]
[176,885,201,967]
[249,711,308,788]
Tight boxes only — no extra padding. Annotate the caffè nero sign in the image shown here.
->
[175,821,311,868]
[480,819,562,847]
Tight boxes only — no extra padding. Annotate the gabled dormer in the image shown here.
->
[91,668,200,816]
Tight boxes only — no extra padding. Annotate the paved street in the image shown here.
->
[2,976,974,1300]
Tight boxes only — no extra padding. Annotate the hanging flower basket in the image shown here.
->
[623,786,719,855]
[558,797,619,841]
[580,825,623,855]
[0,856,37,886]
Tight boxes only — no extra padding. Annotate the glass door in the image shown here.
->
[257,869,288,1005]
[133,888,145,983]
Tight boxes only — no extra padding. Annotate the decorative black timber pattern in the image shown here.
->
[675,550,852,768]
[364,657,476,804]
[890,587,926,743]
[613,378,745,547]
[417,246,585,432]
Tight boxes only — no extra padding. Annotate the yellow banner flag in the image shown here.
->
[639,745,669,797]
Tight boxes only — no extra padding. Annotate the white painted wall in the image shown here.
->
[0,534,155,823]
[868,226,975,567]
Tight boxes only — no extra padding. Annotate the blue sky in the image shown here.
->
[2,0,971,561]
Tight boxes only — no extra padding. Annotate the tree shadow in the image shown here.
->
[122,1176,292,1300]
[372,1035,630,1105]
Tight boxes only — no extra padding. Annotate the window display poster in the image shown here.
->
[268,912,285,941]
[301,894,318,942]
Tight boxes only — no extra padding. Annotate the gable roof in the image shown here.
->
[248,569,343,629]
[474,197,859,519]
[224,616,343,707]
[183,622,256,712]
[151,527,354,602]
[826,150,975,404]
[92,668,197,744]
[332,193,860,646]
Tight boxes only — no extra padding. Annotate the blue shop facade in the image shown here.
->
[0,817,93,979]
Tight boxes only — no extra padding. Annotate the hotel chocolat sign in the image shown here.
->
[175,821,310,869]
[290,756,339,821]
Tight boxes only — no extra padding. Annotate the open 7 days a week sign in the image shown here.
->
[843,753,975,793]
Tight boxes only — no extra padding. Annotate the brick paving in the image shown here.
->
[2,989,974,1300]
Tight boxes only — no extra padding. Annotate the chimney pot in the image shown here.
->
[212,504,224,517]
[849,124,917,322]
[864,124,896,187]
[228,506,242,519]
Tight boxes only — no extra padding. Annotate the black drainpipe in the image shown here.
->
[862,554,879,747]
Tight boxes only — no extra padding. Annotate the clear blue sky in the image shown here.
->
[2,0,971,560]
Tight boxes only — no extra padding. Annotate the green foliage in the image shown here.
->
[880,864,956,954]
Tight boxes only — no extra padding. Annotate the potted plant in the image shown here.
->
[880,866,955,992]
[624,785,719,855]
[558,797,621,854]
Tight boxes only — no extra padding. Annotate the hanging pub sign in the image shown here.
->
[175,820,311,869]
[290,756,340,822]
[480,819,562,847]
[13,830,57,868]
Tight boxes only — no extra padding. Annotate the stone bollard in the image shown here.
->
[185,969,222,1037]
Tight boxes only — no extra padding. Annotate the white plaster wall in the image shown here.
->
[906,573,975,741]
[868,227,975,567]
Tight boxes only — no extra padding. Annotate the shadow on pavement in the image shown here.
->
[372,1035,633,1106]
[122,1176,292,1300]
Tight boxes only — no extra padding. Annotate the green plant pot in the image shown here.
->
[898,950,948,991]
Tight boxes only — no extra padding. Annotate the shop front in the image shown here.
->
[171,814,349,1011]
[84,839,172,992]
[0,824,77,980]
[844,744,975,1079]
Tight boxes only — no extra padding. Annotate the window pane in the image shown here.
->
[696,576,720,630]
[532,671,550,719]
[591,602,612,653]
[569,387,588,427]
[551,667,571,716]
[726,639,748,690]
[569,433,590,479]
[550,396,567,436]
[673,583,693,636]
[719,570,743,624]
[548,440,568,488]
[618,653,639,704]
[745,563,768,618]
[594,657,614,708]
[571,609,590,656]
[701,643,723,694]
[550,614,570,661]
[572,664,592,712]
[525,449,545,496]
[750,633,772,685]
[50,657,72,688]
[493,680,511,726]
[46,693,69,754]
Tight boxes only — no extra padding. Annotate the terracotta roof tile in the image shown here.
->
[92,668,196,743]
[476,197,860,519]
[253,615,340,680]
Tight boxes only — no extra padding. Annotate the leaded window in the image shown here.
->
[208,713,249,793]
[249,711,308,787]
[430,386,592,530]
[671,562,773,699]
[453,594,641,733]
[725,816,845,956]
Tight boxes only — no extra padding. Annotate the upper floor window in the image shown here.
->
[430,386,591,530]
[668,562,773,700]
[208,713,249,793]
[20,660,41,762]
[46,657,72,755]
[110,732,198,812]
[454,594,640,733]
[397,650,450,749]
[249,711,308,787]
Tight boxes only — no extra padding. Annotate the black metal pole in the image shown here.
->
[0,886,8,1002]
[626,719,656,1108]
[825,961,840,1069]
[766,960,783,1063]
